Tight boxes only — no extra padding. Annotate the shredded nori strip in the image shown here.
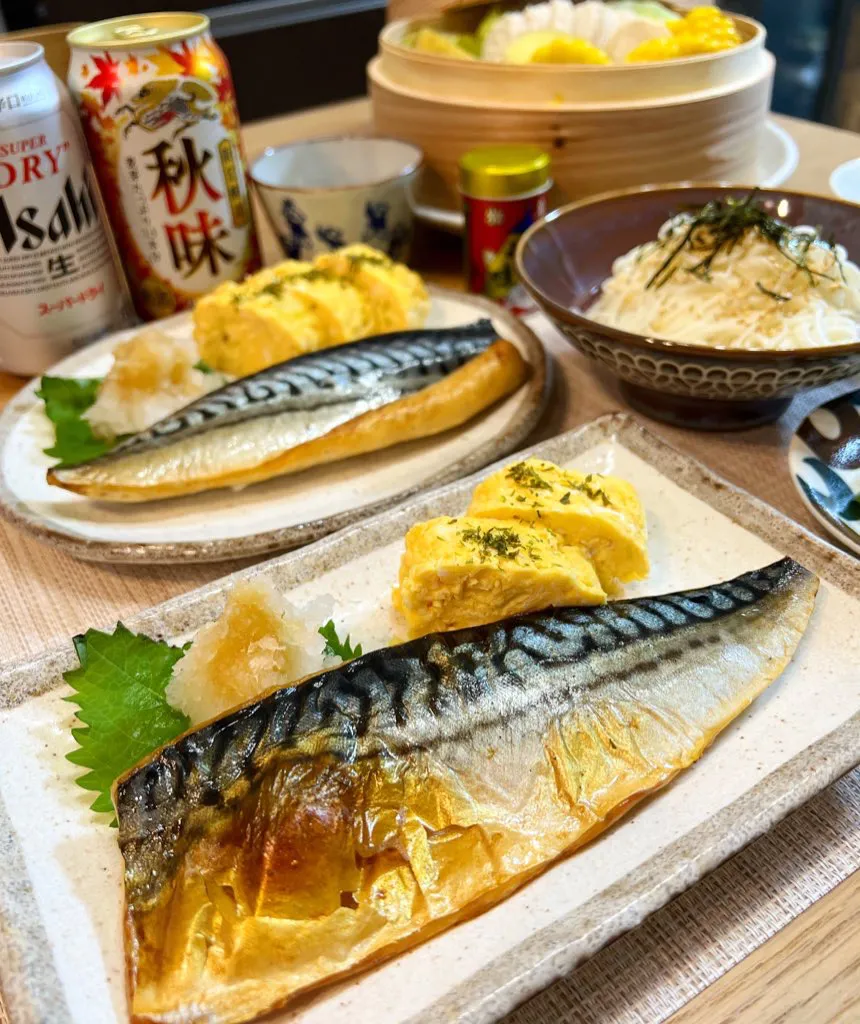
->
[646,189,845,298]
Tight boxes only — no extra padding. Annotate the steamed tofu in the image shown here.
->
[393,516,606,638]
[316,244,430,332]
[467,458,649,593]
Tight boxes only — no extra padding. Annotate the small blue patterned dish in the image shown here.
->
[249,136,422,262]
[789,389,860,556]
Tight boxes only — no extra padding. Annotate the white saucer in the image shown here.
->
[415,118,800,235]
[830,157,860,203]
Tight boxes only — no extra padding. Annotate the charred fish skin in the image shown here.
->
[83,320,498,463]
[117,559,817,1024]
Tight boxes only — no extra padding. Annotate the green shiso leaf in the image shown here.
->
[36,375,114,467]
[319,620,363,660]
[64,624,190,820]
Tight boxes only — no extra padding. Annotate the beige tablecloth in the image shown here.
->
[1,104,859,1024]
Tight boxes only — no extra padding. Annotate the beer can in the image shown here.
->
[0,41,130,375]
[459,145,551,313]
[67,13,260,321]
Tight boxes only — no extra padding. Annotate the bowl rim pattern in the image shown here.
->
[515,182,860,364]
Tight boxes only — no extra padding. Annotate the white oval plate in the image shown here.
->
[789,388,860,557]
[415,118,799,234]
[0,287,547,564]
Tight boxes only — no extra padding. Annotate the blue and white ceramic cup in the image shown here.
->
[250,136,423,262]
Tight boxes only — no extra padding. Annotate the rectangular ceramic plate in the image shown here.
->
[1,414,859,1024]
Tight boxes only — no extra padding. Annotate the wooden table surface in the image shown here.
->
[0,99,858,1024]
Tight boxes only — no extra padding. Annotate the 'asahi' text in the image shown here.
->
[0,172,101,252]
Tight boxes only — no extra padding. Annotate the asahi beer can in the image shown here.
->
[0,42,129,375]
[67,13,260,321]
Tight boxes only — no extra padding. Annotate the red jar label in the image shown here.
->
[463,189,548,311]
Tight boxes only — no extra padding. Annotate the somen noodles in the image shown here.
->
[589,194,860,351]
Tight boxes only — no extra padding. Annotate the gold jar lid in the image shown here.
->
[67,13,209,50]
[459,145,551,200]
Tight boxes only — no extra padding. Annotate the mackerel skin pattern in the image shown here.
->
[118,558,813,894]
[117,558,818,1024]
[95,320,497,463]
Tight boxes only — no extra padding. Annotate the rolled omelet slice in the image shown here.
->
[193,261,312,346]
[252,260,314,289]
[286,273,373,345]
[192,278,240,361]
[394,515,606,638]
[195,290,326,377]
[468,458,649,593]
[315,244,430,332]
[193,260,324,377]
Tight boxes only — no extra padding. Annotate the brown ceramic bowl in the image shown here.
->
[516,184,860,430]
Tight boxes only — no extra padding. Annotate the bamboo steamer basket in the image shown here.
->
[378,13,767,104]
[369,48,775,213]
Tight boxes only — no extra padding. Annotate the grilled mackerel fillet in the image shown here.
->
[116,557,817,1024]
[48,321,527,502]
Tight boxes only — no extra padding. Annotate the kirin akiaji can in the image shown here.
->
[459,145,551,312]
[67,13,260,321]
[0,41,130,374]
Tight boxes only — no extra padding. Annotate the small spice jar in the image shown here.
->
[459,144,552,311]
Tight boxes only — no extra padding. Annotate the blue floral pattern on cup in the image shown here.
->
[361,201,412,261]
[274,196,412,261]
[279,199,312,260]
[316,225,346,250]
